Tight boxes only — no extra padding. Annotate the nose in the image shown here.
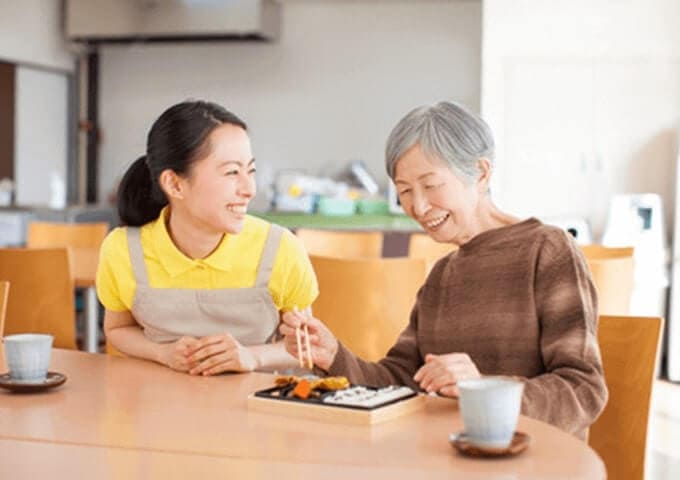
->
[238,172,256,199]
[412,190,430,218]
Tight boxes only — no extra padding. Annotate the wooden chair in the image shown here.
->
[0,281,8,336]
[27,222,108,283]
[309,255,427,361]
[589,315,663,480]
[295,229,383,258]
[0,248,77,349]
[408,233,458,272]
[580,245,635,315]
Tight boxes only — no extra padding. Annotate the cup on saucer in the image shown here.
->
[456,376,524,449]
[3,334,54,382]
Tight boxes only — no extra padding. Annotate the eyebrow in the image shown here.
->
[394,172,437,184]
[217,158,256,169]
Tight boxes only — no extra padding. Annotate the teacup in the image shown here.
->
[457,377,524,449]
[3,334,54,381]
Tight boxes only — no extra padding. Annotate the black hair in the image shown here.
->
[117,100,248,226]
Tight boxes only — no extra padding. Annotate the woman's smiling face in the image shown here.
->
[394,144,483,246]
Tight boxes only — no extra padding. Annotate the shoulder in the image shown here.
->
[100,226,129,258]
[529,221,581,260]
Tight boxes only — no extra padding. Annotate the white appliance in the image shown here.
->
[602,193,669,319]
[668,150,680,381]
[542,217,593,245]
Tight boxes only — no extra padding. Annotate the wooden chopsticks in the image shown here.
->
[294,306,313,369]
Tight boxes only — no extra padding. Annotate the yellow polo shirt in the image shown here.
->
[96,209,318,313]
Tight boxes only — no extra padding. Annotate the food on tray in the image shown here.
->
[274,375,350,396]
[267,375,415,408]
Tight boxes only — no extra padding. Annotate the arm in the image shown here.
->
[281,291,425,389]
[521,233,608,436]
[104,309,197,372]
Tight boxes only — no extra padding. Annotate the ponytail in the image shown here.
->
[117,156,167,226]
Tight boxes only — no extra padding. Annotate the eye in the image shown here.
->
[248,168,257,175]
[225,169,239,176]
[424,183,443,190]
[398,188,412,195]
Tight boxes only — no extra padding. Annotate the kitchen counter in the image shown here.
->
[250,212,420,232]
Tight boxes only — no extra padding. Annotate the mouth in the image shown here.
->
[422,213,450,231]
[226,204,248,216]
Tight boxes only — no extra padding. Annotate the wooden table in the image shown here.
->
[0,349,606,479]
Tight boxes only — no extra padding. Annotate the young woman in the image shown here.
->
[280,101,607,439]
[97,100,318,375]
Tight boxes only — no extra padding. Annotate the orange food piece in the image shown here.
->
[293,379,312,399]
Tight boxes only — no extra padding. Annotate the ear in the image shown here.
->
[475,157,492,194]
[158,169,185,200]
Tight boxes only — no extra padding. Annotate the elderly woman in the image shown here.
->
[281,101,607,439]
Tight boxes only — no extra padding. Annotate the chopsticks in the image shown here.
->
[293,306,314,369]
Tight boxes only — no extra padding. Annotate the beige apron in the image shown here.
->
[127,225,282,345]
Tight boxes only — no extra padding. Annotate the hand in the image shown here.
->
[185,333,259,375]
[413,353,480,397]
[157,336,199,373]
[280,308,339,371]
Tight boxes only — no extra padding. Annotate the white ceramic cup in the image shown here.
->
[457,377,524,448]
[3,334,54,381]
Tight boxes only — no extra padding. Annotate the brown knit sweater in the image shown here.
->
[327,218,608,439]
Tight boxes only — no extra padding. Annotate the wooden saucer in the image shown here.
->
[0,372,67,393]
[449,431,530,457]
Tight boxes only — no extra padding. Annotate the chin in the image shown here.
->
[223,221,245,234]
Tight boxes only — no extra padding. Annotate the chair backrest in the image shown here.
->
[408,233,458,272]
[295,229,383,258]
[0,248,77,349]
[0,281,9,337]
[26,222,108,285]
[589,315,663,480]
[309,255,427,361]
[580,245,635,315]
[26,221,109,249]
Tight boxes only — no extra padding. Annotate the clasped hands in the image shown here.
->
[158,333,257,375]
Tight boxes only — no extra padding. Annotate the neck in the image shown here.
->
[165,207,223,259]
[467,196,522,239]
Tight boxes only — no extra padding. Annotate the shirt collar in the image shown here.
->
[150,207,233,277]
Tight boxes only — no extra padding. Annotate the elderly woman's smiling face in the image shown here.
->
[394,144,487,246]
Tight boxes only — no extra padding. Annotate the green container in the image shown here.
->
[356,198,389,215]
[317,197,356,216]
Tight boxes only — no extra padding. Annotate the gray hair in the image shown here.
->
[385,101,495,183]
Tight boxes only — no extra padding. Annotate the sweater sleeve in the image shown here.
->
[325,291,424,389]
[522,231,608,437]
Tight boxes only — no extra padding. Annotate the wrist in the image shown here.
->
[154,342,169,366]
[246,346,261,371]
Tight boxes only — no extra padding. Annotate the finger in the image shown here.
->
[426,371,457,394]
[188,342,232,363]
[424,353,438,363]
[190,350,233,375]
[438,384,459,398]
[279,323,297,336]
[187,334,234,355]
[418,365,445,392]
[413,363,431,383]
[282,310,306,328]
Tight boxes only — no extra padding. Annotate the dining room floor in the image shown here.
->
[647,380,680,479]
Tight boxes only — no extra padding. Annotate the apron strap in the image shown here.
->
[254,224,283,288]
[127,227,149,287]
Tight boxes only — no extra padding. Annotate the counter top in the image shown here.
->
[251,212,421,232]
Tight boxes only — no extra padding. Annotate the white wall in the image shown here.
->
[98,0,482,203]
[482,0,680,240]
[14,67,69,206]
[0,0,74,71]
